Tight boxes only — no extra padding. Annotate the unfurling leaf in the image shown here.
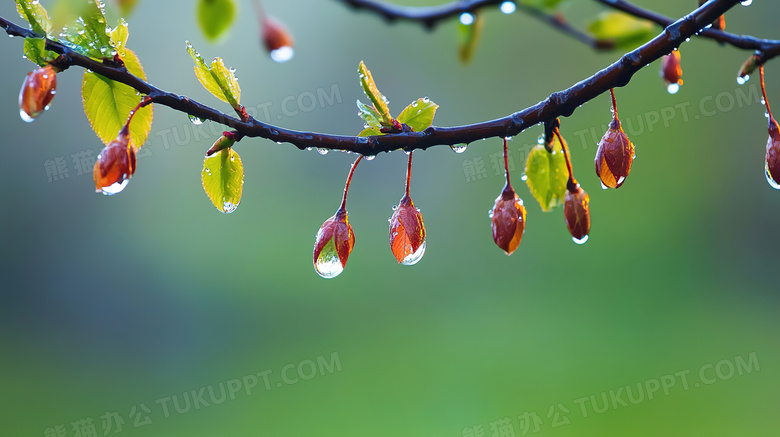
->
[358,127,383,137]
[525,137,569,212]
[397,98,438,132]
[458,13,483,64]
[187,42,241,108]
[202,147,244,214]
[16,0,52,36]
[19,64,57,122]
[389,195,426,265]
[93,129,137,196]
[766,118,780,189]
[358,61,393,127]
[357,100,383,130]
[82,49,153,148]
[197,0,236,42]
[595,118,635,189]
[109,19,130,58]
[587,12,654,49]
[490,183,527,255]
[262,15,295,63]
[564,185,590,244]
[313,209,355,279]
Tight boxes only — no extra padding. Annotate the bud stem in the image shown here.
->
[609,88,618,121]
[340,155,363,212]
[405,151,413,198]
[760,65,774,122]
[120,96,153,137]
[502,137,511,186]
[554,127,578,191]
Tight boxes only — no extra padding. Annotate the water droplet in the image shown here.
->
[100,178,129,196]
[317,148,329,155]
[450,144,468,154]
[188,114,203,125]
[520,173,527,181]
[365,155,376,161]
[500,1,516,14]
[666,83,680,94]
[601,181,609,190]
[459,13,475,26]
[740,0,752,6]
[222,200,238,213]
[572,235,589,245]
[505,136,513,141]
[617,176,625,186]
[315,241,344,279]
[19,109,35,123]
[205,168,211,175]
[767,165,780,189]
[400,241,426,266]
[488,208,494,219]
[537,134,545,145]
[737,75,750,85]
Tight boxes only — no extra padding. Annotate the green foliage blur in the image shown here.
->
[1,1,779,436]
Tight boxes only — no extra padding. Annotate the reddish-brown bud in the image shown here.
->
[490,183,526,255]
[389,195,426,265]
[661,50,683,94]
[595,118,635,189]
[564,185,590,244]
[93,129,137,195]
[766,118,780,189]
[19,65,57,122]
[262,16,295,63]
[313,208,355,278]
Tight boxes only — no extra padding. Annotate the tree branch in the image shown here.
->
[0,0,765,156]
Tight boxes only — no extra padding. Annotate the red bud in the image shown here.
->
[93,130,137,195]
[313,208,355,278]
[661,50,683,93]
[595,118,635,189]
[19,65,57,122]
[490,183,526,255]
[564,185,590,244]
[262,16,295,63]
[767,118,780,189]
[389,195,426,265]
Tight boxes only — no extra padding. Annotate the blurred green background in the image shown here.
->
[1,1,779,436]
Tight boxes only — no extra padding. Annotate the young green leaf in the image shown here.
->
[518,0,564,10]
[458,13,484,64]
[358,61,393,126]
[16,0,52,36]
[358,127,383,137]
[197,0,236,42]
[187,42,241,108]
[357,100,383,130]
[525,137,569,212]
[23,37,56,67]
[82,49,153,148]
[587,12,655,49]
[58,0,115,58]
[397,98,438,132]
[202,147,244,214]
[110,19,130,58]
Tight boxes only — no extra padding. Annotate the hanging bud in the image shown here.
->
[564,184,590,244]
[490,183,527,255]
[767,118,780,189]
[595,102,635,189]
[313,208,355,279]
[660,50,683,94]
[93,128,137,196]
[262,15,295,63]
[389,195,426,265]
[19,64,57,122]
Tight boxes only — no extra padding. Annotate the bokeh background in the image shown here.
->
[1,1,779,436]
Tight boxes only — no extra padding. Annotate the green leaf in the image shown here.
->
[23,37,56,66]
[187,42,241,108]
[197,0,236,42]
[358,61,393,127]
[587,12,655,49]
[458,13,484,64]
[59,0,115,58]
[358,127,383,137]
[525,138,569,212]
[397,98,438,132]
[357,99,382,130]
[82,49,153,148]
[202,147,244,214]
[110,19,130,58]
[16,0,51,36]
[518,0,564,10]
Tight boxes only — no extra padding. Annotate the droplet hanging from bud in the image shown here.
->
[490,183,526,255]
[313,208,356,278]
[389,195,427,265]
[261,15,295,63]
[595,89,635,189]
[19,64,57,122]
[660,50,683,94]
[564,184,591,244]
[93,129,137,196]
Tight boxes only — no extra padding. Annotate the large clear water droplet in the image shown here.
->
[450,144,468,154]
[100,178,129,196]
[666,83,680,94]
[189,114,203,125]
[459,12,475,26]
[401,241,426,266]
[737,75,750,85]
[500,1,516,14]
[766,165,780,190]
[315,239,344,279]
[740,0,752,6]
[270,46,294,63]
[572,235,589,245]
[365,155,376,161]
[222,200,238,213]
